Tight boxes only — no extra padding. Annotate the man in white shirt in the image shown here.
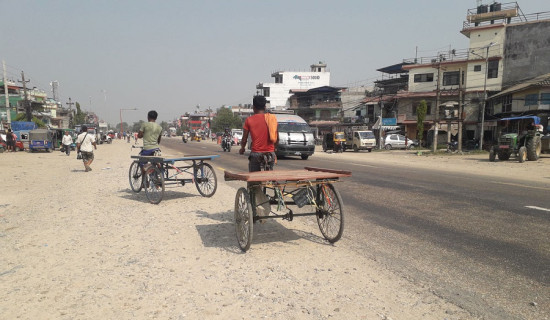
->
[61,131,73,156]
[76,125,97,172]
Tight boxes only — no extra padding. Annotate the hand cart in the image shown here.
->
[129,155,219,204]
[224,167,351,251]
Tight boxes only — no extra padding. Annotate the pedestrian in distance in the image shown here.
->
[6,129,15,152]
[76,125,97,172]
[61,131,73,156]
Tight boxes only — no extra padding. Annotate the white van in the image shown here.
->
[275,114,315,160]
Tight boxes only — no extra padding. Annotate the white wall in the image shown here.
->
[261,71,330,109]
[466,27,505,92]
[408,66,438,92]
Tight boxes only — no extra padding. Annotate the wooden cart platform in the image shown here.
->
[224,166,351,182]
[131,154,219,164]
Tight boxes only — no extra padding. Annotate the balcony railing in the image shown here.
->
[462,1,550,30]
[403,44,502,65]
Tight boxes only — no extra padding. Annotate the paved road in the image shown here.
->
[164,138,549,320]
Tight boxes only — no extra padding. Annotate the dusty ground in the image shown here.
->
[1,141,548,319]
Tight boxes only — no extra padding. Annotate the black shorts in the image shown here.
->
[248,152,276,172]
[81,151,94,161]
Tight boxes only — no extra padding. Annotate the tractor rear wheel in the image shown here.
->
[489,147,496,162]
[497,150,510,160]
[518,146,527,163]
[526,136,541,161]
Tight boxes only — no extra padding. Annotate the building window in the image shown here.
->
[474,65,482,72]
[412,102,432,115]
[540,93,550,105]
[502,95,512,113]
[442,71,460,86]
[525,94,538,106]
[487,60,499,78]
[413,73,434,83]
[263,88,270,97]
[275,76,282,83]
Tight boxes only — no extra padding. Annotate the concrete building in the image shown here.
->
[288,86,345,124]
[377,2,550,145]
[256,62,330,110]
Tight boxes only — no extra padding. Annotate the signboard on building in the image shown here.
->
[381,118,397,126]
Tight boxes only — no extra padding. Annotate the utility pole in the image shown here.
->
[18,71,31,121]
[479,46,490,151]
[2,60,10,124]
[458,67,464,152]
[378,93,384,150]
[432,61,442,153]
[66,97,75,129]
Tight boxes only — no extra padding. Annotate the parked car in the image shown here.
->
[383,134,417,150]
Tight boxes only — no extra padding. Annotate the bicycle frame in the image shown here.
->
[249,179,339,222]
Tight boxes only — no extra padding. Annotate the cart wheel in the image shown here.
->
[316,183,344,243]
[129,161,143,193]
[235,187,253,251]
[144,165,165,204]
[194,162,217,197]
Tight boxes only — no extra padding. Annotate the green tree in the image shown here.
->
[416,100,428,147]
[74,102,86,125]
[160,121,169,132]
[132,120,145,132]
[116,122,129,132]
[211,107,242,132]
[14,113,46,128]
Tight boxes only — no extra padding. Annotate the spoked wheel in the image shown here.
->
[235,187,253,251]
[144,165,165,204]
[194,162,217,197]
[129,161,143,192]
[316,183,344,243]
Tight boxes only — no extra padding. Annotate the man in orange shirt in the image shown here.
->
[239,95,276,172]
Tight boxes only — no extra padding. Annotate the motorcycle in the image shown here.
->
[222,135,232,152]
[464,138,479,151]
[182,134,188,143]
[446,141,458,153]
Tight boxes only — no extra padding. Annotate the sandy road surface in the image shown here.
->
[4,140,546,319]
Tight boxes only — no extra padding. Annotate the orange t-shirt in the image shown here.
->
[243,114,275,153]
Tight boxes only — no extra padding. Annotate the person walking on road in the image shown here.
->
[76,125,97,172]
[61,131,73,156]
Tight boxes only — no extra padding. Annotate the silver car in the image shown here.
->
[384,134,416,150]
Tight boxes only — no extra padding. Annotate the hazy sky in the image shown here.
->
[1,0,548,125]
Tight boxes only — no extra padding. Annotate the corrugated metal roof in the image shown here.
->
[489,73,550,99]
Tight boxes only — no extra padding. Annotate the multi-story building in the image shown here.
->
[256,62,330,110]
[288,86,345,124]
[379,2,550,145]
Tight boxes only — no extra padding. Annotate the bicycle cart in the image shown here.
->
[224,167,351,251]
[129,155,219,204]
